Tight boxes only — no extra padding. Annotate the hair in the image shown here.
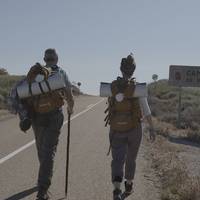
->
[120,54,136,76]
[44,48,58,63]
[44,48,57,56]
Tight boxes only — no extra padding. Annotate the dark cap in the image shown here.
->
[45,48,57,55]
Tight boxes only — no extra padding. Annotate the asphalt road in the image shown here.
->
[0,95,160,200]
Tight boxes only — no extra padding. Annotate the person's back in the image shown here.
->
[105,54,156,200]
[10,48,74,200]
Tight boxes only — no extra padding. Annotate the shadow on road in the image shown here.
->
[5,186,38,200]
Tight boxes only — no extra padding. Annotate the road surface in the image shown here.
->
[0,95,160,200]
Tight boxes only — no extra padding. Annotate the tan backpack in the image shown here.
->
[26,63,65,114]
[105,77,142,132]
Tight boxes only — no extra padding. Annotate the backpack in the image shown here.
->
[104,77,142,132]
[26,63,65,114]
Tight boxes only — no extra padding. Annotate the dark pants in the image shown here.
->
[32,110,64,191]
[110,124,142,182]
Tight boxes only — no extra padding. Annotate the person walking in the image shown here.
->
[12,48,74,200]
[105,54,156,200]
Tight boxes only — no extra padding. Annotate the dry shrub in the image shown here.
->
[179,177,200,200]
[161,91,177,99]
[151,118,176,138]
[152,135,200,200]
[160,113,177,125]
[154,124,170,138]
[0,94,6,109]
[162,174,200,200]
[184,129,200,144]
[148,81,200,199]
[148,80,200,143]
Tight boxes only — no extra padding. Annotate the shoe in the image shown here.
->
[113,188,122,200]
[36,193,49,200]
[36,188,50,200]
[124,181,133,195]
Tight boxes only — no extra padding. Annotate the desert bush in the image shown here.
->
[0,68,8,75]
[149,79,200,142]
[161,91,177,99]
[183,129,200,144]
[0,75,23,109]
[159,113,177,125]
[184,87,200,96]
[0,87,8,98]
[152,134,200,200]
[0,95,6,109]
[149,80,177,99]
[154,123,170,138]
[0,75,23,91]
[161,166,200,200]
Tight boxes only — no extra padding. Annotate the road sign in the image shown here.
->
[169,65,200,87]
[152,74,158,81]
[169,65,200,128]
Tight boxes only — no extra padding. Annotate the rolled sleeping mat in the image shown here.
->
[100,82,148,97]
[17,72,66,99]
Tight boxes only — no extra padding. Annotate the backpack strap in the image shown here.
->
[28,83,33,96]
[38,82,45,94]
[45,80,52,92]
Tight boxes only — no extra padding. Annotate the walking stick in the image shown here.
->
[65,113,71,198]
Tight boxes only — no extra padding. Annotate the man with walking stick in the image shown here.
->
[32,49,74,200]
[11,49,74,200]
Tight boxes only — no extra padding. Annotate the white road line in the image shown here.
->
[86,104,94,109]
[0,141,35,165]
[64,100,104,124]
[0,99,104,165]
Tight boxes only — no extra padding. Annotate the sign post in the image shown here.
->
[169,65,200,128]
[150,74,159,102]
[177,86,182,128]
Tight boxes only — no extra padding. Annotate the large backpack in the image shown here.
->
[26,64,65,114]
[105,77,142,132]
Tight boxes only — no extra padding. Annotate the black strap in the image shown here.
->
[45,80,52,92]
[28,83,33,96]
[39,82,45,94]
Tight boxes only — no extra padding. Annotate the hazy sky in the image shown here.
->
[0,0,200,94]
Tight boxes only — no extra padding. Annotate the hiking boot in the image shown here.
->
[36,188,50,200]
[124,181,133,195]
[113,188,122,200]
[36,193,49,200]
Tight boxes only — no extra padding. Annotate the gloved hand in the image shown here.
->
[67,106,73,115]
[19,118,32,132]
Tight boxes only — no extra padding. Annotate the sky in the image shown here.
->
[0,0,200,94]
